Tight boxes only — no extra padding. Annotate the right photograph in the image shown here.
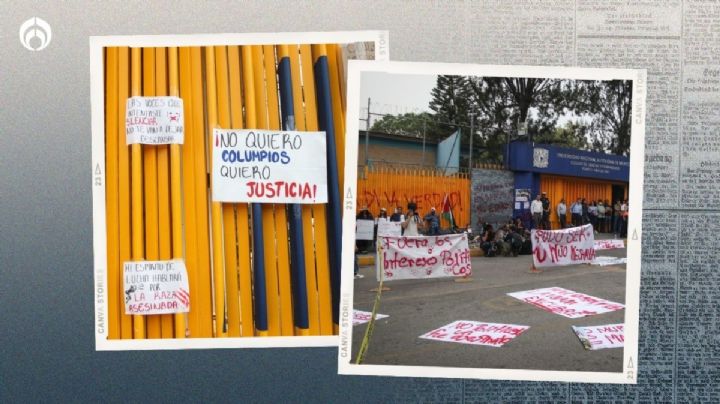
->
[339,61,646,384]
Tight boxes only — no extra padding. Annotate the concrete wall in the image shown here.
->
[471,168,515,233]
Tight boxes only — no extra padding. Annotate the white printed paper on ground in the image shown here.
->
[377,234,471,281]
[124,260,190,315]
[531,224,595,268]
[591,256,628,266]
[353,310,389,325]
[507,287,624,318]
[211,129,327,204]
[126,96,184,144]
[594,239,625,250]
[419,320,530,348]
[572,324,624,350]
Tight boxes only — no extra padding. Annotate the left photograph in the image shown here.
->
[91,31,388,349]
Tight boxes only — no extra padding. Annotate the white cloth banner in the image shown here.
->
[531,224,596,268]
[507,287,625,318]
[572,324,624,350]
[377,220,402,237]
[355,219,375,240]
[591,256,628,266]
[352,310,389,325]
[126,96,184,145]
[124,259,190,315]
[419,320,530,348]
[594,239,625,250]
[377,234,471,281]
[211,129,327,203]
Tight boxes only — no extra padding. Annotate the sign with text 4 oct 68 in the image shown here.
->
[212,129,327,204]
[377,234,471,281]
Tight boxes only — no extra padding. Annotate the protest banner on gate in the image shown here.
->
[593,239,625,250]
[126,96,184,145]
[356,219,375,241]
[124,260,190,315]
[531,224,595,268]
[376,234,471,281]
[377,220,402,237]
[211,129,327,204]
[353,310,389,325]
[507,287,624,318]
[572,324,624,350]
[419,320,530,348]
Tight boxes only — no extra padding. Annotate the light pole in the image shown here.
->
[468,112,476,173]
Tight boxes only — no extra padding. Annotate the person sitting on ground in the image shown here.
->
[506,225,524,257]
[480,224,496,257]
[494,225,511,256]
[423,207,440,236]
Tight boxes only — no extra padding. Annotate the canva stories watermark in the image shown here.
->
[19,17,52,51]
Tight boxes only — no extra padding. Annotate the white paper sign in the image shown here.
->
[531,224,596,268]
[593,239,625,250]
[211,129,327,204]
[572,324,624,350]
[377,220,402,237]
[591,256,628,266]
[353,310,389,325]
[355,219,375,240]
[124,259,190,315]
[377,234,471,281]
[126,96,184,144]
[419,320,530,347]
[507,287,624,318]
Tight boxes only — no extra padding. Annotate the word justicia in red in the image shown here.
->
[246,181,317,200]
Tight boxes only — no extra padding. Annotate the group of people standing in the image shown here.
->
[355,202,443,253]
[532,193,629,237]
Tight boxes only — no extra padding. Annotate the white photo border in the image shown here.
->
[91,31,389,351]
[338,60,646,384]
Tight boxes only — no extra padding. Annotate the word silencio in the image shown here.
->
[531,224,596,268]
[126,96,184,145]
[212,129,328,204]
[378,234,471,281]
[123,259,190,315]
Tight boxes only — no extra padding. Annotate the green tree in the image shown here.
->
[369,112,445,141]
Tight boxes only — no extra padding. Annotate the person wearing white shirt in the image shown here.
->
[556,198,567,229]
[531,194,544,230]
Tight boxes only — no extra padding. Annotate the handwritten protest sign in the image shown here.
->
[353,310,389,325]
[377,234,471,281]
[591,256,627,266]
[211,129,327,203]
[594,239,625,250]
[124,260,189,315]
[355,219,375,240]
[531,224,595,268]
[419,321,530,348]
[507,287,624,318]
[377,220,402,237]
[126,96,183,144]
[572,324,624,350]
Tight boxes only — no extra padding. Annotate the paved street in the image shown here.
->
[351,239,627,372]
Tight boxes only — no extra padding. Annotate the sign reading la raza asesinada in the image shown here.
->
[212,129,328,204]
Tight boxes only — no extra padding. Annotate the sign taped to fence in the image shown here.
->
[353,310,389,325]
[356,219,375,240]
[594,239,625,250]
[377,234,471,281]
[507,287,624,318]
[377,220,402,237]
[531,224,595,268]
[572,324,624,350]
[126,96,184,144]
[123,259,190,315]
[211,129,327,203]
[419,320,530,348]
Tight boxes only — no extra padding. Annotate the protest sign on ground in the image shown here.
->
[377,234,471,281]
[123,260,189,315]
[531,224,596,268]
[212,129,327,203]
[126,96,183,145]
[591,256,628,266]
[353,310,389,325]
[594,239,625,250]
[507,287,624,318]
[419,320,530,348]
[572,324,624,350]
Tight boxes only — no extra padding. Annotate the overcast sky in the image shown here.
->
[359,72,438,119]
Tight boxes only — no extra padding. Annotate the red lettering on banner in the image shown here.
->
[571,246,596,261]
[360,190,463,212]
[246,181,317,201]
[533,246,548,263]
